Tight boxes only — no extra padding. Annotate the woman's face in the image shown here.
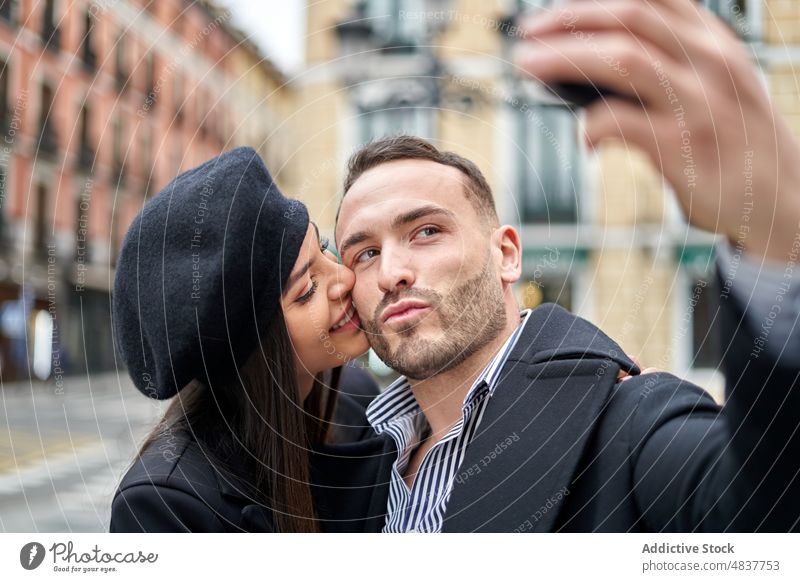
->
[281,223,368,384]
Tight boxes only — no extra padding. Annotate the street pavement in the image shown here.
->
[0,372,164,532]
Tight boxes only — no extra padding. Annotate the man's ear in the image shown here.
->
[491,225,522,285]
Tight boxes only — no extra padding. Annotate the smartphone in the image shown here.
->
[536,0,624,108]
[528,0,701,108]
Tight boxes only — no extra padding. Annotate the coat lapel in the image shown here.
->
[363,436,396,532]
[442,303,639,532]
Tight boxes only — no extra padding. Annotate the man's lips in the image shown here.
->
[381,300,431,326]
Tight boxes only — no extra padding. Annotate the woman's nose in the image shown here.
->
[328,258,356,301]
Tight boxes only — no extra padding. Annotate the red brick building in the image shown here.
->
[0,0,287,381]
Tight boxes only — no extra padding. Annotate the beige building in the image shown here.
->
[289,0,797,396]
[225,30,295,191]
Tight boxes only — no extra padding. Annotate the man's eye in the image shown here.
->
[415,226,440,239]
[354,248,379,264]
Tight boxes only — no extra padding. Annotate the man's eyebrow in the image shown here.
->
[339,205,455,257]
[338,231,372,257]
[390,205,455,229]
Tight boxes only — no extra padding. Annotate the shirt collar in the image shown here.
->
[366,309,533,435]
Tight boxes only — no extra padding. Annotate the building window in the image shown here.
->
[41,0,59,50]
[364,0,428,48]
[113,114,125,186]
[109,203,119,266]
[34,183,48,259]
[518,246,584,312]
[516,103,581,224]
[208,104,221,146]
[74,186,91,262]
[38,81,57,155]
[360,106,433,142]
[0,56,8,132]
[115,31,127,89]
[521,273,574,312]
[142,124,152,196]
[145,52,156,97]
[354,78,437,142]
[197,90,206,138]
[71,289,115,373]
[77,104,94,171]
[0,166,8,246]
[173,73,183,125]
[210,105,221,145]
[171,138,182,178]
[81,9,96,71]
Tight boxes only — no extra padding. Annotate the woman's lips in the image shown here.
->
[330,309,361,334]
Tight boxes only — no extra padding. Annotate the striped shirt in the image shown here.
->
[366,310,532,533]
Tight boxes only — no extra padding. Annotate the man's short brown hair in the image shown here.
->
[338,135,499,226]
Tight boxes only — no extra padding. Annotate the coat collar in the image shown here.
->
[442,303,639,532]
[504,302,640,369]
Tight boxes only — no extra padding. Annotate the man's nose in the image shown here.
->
[377,245,415,294]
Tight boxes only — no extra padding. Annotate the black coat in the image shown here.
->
[109,367,379,533]
[111,280,800,533]
[333,283,800,532]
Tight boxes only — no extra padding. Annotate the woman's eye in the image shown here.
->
[296,279,318,304]
[319,236,330,253]
[354,248,379,264]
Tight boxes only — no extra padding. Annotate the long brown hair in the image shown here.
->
[136,310,340,533]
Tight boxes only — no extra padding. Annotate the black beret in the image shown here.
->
[113,147,309,399]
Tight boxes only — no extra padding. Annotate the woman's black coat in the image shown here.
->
[109,367,383,533]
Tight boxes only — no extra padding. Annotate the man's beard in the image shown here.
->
[363,253,507,380]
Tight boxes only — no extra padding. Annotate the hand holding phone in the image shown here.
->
[513,0,800,263]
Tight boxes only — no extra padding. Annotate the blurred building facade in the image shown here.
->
[0,0,794,392]
[292,0,798,397]
[0,0,291,382]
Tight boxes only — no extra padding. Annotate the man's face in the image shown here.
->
[335,159,507,380]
